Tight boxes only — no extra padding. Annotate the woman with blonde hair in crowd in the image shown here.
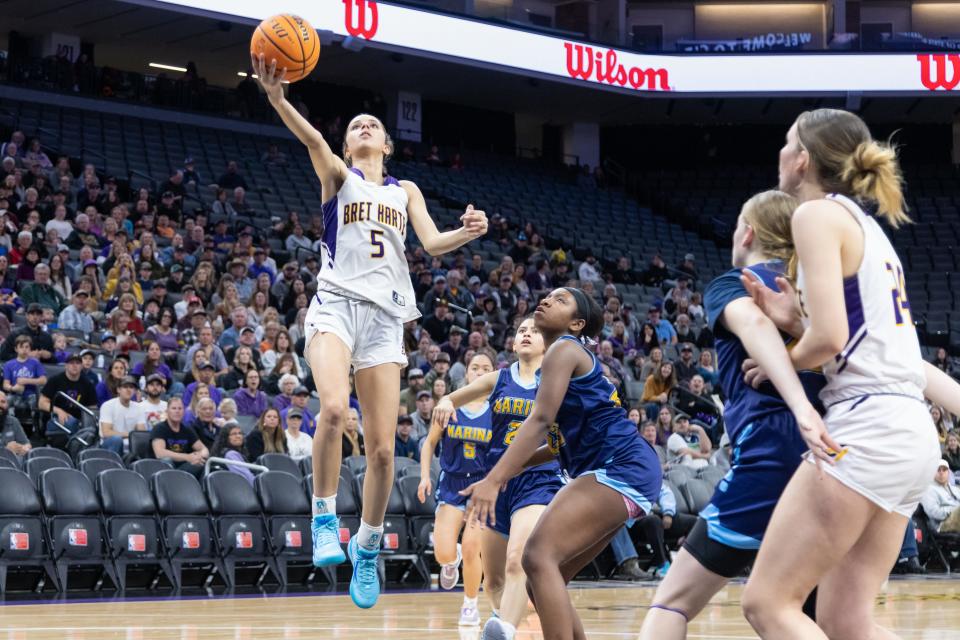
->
[190,262,216,304]
[342,407,365,458]
[246,290,271,327]
[245,407,287,460]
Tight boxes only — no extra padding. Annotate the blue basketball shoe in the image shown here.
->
[311,514,346,567]
[348,534,382,609]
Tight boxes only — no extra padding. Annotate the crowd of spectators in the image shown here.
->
[0,126,735,495]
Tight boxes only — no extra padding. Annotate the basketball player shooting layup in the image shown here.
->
[252,54,488,610]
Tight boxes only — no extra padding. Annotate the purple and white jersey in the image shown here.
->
[796,193,925,405]
[317,167,420,322]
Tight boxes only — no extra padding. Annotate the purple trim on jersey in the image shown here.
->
[321,196,338,265]
[836,328,868,373]
[349,166,398,186]
[842,274,864,341]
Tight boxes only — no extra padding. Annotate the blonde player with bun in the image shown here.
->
[740,108,960,639]
[252,54,487,610]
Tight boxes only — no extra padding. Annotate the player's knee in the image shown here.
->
[484,573,504,596]
[740,583,775,630]
[505,546,526,577]
[317,401,349,429]
[364,441,393,469]
[520,545,548,579]
[461,536,480,560]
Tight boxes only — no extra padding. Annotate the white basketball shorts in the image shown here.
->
[304,292,406,370]
[810,392,940,517]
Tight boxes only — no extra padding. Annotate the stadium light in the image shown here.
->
[148,62,187,72]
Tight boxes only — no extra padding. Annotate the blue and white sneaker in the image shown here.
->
[311,514,346,567]
[348,535,381,609]
[654,560,671,580]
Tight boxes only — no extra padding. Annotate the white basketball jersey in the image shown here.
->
[317,168,420,322]
[796,194,925,405]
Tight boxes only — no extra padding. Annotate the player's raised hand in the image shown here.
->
[432,397,457,431]
[250,53,286,103]
[460,204,488,240]
[741,272,804,338]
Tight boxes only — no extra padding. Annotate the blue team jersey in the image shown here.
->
[439,403,493,476]
[704,261,826,442]
[488,362,560,474]
[545,336,647,479]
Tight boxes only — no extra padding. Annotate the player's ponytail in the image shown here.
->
[796,108,911,229]
[741,190,799,281]
[841,140,909,228]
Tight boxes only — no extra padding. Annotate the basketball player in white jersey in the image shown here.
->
[253,55,487,609]
[739,108,960,639]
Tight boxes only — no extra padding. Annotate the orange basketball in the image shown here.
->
[250,14,320,83]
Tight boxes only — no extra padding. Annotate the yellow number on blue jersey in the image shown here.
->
[504,420,522,446]
[463,442,476,459]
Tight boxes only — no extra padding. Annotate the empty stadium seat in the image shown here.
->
[39,468,117,591]
[299,455,312,478]
[126,431,154,463]
[0,468,55,592]
[97,469,172,590]
[0,448,22,469]
[26,447,73,466]
[151,469,223,588]
[78,449,124,466]
[25,457,71,489]
[131,458,174,480]
[256,453,302,479]
[397,475,436,566]
[204,471,278,588]
[255,471,314,586]
[342,456,367,476]
[80,458,124,487]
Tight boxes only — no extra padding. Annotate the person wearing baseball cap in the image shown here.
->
[99,375,146,454]
[399,368,426,415]
[921,460,960,534]
[410,389,435,440]
[284,407,313,459]
[0,302,54,363]
[395,414,420,461]
[282,385,317,436]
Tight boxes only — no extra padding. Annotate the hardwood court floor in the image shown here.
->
[2,578,959,639]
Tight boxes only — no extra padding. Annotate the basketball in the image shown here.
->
[250,14,320,83]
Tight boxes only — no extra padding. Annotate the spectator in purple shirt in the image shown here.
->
[182,362,223,408]
[233,369,269,418]
[2,335,47,412]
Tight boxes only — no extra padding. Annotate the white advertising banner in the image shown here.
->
[152,0,960,94]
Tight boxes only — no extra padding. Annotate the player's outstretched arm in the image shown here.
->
[461,340,581,527]
[251,53,347,196]
[404,181,487,256]
[432,370,499,430]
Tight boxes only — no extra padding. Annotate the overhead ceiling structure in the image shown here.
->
[0,0,957,124]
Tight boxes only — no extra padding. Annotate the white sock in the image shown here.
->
[463,595,478,607]
[357,520,384,550]
[313,494,336,517]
